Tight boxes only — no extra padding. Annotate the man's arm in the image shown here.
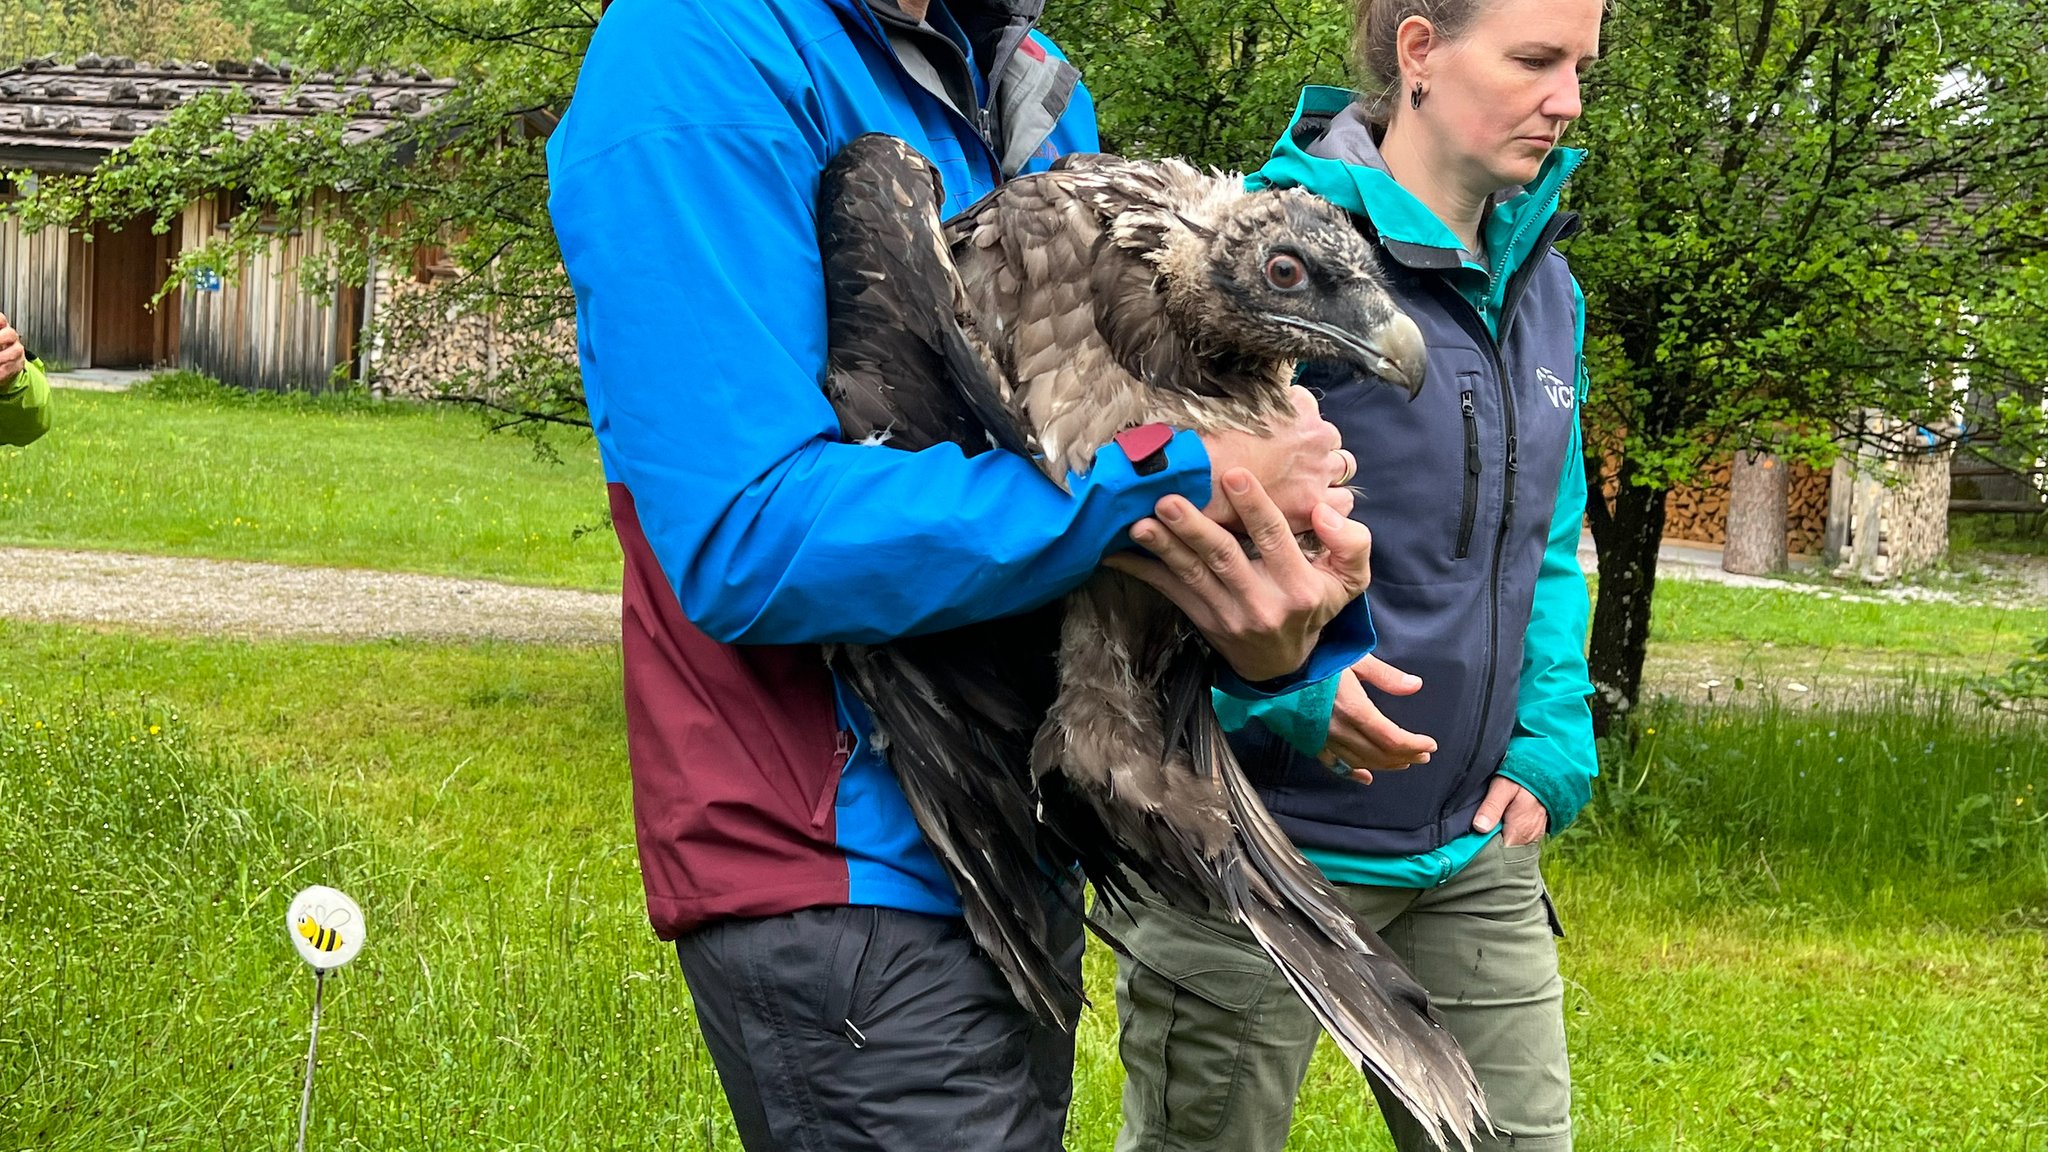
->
[550,115,1218,647]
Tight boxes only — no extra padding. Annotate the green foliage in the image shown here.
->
[1546,0,2048,719]
[1951,510,2048,557]
[1976,634,2048,713]
[1570,0,2048,484]
[217,0,322,56]
[1043,0,1352,169]
[0,0,252,63]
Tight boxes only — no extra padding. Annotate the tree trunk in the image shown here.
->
[1585,455,1668,737]
[1722,450,1789,575]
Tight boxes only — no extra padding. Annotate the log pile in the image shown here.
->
[1825,413,1954,580]
[1875,451,1951,575]
[1656,458,1831,554]
[364,269,578,401]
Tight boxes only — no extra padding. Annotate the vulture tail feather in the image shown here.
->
[1181,664,1489,1151]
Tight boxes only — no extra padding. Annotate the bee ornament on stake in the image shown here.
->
[286,885,364,1152]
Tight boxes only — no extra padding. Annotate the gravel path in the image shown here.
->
[0,547,617,644]
[4,536,2040,649]
[1575,532,2048,607]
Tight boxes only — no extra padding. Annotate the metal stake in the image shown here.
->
[295,968,327,1152]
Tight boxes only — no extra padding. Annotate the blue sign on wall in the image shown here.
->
[193,269,222,293]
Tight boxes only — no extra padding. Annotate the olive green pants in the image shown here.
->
[1106,836,1570,1152]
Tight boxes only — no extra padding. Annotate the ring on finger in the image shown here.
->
[1334,449,1358,485]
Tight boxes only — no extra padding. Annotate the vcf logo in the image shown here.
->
[1536,366,1575,409]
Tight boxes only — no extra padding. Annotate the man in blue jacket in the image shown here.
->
[547,2,1374,1147]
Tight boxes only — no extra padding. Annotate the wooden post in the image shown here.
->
[1851,459,1886,580]
[1822,454,1854,567]
[1723,449,1789,575]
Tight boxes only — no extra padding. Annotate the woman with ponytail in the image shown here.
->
[1107,2,1606,1148]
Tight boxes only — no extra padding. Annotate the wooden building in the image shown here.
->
[0,56,454,390]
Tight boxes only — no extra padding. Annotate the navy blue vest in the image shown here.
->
[1238,216,1584,858]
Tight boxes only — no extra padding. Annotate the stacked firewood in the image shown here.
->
[1610,457,1832,555]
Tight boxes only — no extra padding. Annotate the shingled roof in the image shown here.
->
[0,55,456,173]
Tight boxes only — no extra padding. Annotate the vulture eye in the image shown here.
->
[1263,253,1307,291]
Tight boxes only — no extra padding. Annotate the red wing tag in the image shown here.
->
[1113,423,1175,475]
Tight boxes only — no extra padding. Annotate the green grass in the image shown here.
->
[0,375,621,590]
[1580,691,2048,884]
[1953,510,2048,558]
[1636,579,2048,699]
[4,623,2046,1149]
[1649,580,2048,662]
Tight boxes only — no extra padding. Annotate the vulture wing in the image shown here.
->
[819,134,1032,457]
[817,134,1080,1024]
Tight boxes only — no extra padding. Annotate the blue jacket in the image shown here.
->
[1225,89,1598,883]
[547,3,1366,933]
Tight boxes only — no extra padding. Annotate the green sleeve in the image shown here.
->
[1208,593,1378,757]
[0,358,51,447]
[1211,672,1344,759]
[1497,277,1598,831]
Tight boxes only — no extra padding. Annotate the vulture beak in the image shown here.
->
[1262,309,1427,400]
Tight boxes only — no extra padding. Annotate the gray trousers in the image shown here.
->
[1106,836,1571,1151]
[677,903,1084,1152]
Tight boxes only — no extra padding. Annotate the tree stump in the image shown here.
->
[1723,450,1789,574]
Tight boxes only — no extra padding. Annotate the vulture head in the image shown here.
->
[1128,185,1427,401]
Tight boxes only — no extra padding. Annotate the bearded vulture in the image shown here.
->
[817,134,1483,1150]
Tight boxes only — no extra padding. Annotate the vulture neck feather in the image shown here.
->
[1026,353,1295,483]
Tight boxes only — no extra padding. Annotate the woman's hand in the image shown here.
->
[1318,655,1438,784]
[1105,469,1370,683]
[1473,776,1549,846]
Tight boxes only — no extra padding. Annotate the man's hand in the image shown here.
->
[0,312,24,388]
[1105,469,1370,683]
[1318,655,1437,784]
[1473,776,1549,846]
[1198,386,1355,531]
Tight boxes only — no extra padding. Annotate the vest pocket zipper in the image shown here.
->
[1457,389,1480,559]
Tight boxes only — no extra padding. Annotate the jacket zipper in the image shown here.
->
[1457,389,1480,559]
[812,729,855,830]
[913,22,999,148]
[1435,211,1578,834]
[857,2,1003,157]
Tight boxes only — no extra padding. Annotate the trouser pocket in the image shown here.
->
[1109,894,1317,1149]
[820,906,878,1045]
[1496,836,1566,939]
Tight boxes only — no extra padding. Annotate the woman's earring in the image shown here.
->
[1410,81,1425,110]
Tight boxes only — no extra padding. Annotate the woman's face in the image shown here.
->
[1411,0,1604,191]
